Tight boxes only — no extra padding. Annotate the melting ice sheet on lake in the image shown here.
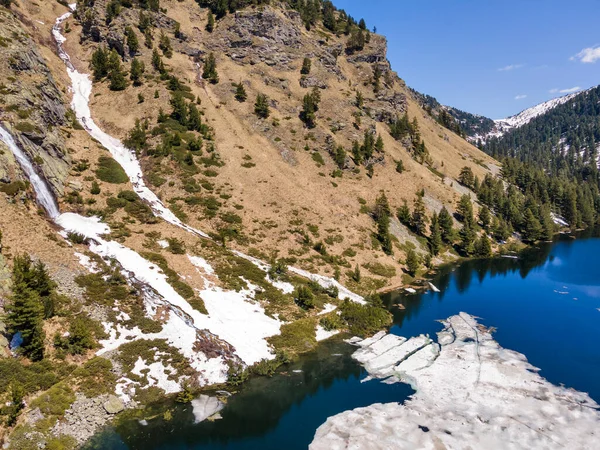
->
[311,313,600,450]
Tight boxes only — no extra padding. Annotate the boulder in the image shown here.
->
[103,395,125,414]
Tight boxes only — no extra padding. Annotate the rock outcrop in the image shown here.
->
[0,8,70,196]
[311,313,600,450]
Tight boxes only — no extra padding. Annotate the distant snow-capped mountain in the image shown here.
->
[467,88,600,144]
[491,92,584,136]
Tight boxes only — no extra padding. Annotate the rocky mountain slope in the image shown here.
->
[65,0,498,287]
[0,0,510,447]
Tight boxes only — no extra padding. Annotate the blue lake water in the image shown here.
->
[89,232,600,449]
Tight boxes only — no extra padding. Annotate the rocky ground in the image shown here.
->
[52,394,124,445]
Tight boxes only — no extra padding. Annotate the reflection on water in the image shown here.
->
[92,230,600,449]
[86,339,412,450]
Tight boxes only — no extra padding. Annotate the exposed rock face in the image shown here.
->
[77,0,176,57]
[311,313,600,450]
[0,8,70,196]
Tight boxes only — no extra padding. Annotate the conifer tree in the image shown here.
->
[457,194,475,226]
[411,195,428,235]
[374,192,393,255]
[333,146,346,168]
[474,234,492,257]
[130,58,145,86]
[373,65,382,92]
[352,264,361,282]
[138,10,151,31]
[125,26,139,55]
[187,103,202,131]
[202,53,219,84]
[105,0,121,25]
[254,93,270,119]
[405,249,419,276]
[355,90,364,108]
[91,47,109,81]
[301,57,312,75]
[351,141,362,165]
[438,206,454,243]
[90,181,101,195]
[235,83,247,102]
[170,91,188,125]
[522,208,543,243]
[375,135,384,153]
[459,166,475,188]
[459,223,476,256]
[540,205,555,241]
[144,28,153,48]
[478,205,491,230]
[108,52,127,91]
[429,212,442,256]
[397,200,411,226]
[300,88,321,128]
[5,255,56,361]
[159,31,173,58]
[322,1,336,31]
[152,48,164,73]
[206,10,215,32]
[361,130,375,159]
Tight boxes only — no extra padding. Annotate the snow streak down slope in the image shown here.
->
[53,8,209,239]
[53,5,363,303]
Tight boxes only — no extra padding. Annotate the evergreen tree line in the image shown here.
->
[4,255,56,361]
[484,86,600,227]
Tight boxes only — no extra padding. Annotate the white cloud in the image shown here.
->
[514,94,527,100]
[498,64,524,72]
[549,88,559,93]
[559,86,581,94]
[570,46,600,63]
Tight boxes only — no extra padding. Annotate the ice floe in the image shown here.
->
[311,313,600,450]
[191,395,225,424]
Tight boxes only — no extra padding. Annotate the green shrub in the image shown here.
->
[30,383,75,417]
[364,262,396,278]
[96,156,128,184]
[167,237,186,254]
[66,232,86,244]
[15,121,39,133]
[319,314,343,331]
[294,285,315,309]
[338,300,392,336]
[268,319,317,356]
[0,180,26,196]
[72,357,117,397]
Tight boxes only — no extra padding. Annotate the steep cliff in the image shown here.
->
[0,6,70,196]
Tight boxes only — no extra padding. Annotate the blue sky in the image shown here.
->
[333,0,600,119]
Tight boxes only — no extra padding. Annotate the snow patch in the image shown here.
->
[74,252,99,273]
[315,325,339,342]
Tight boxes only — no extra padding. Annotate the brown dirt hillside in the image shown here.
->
[24,0,497,291]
